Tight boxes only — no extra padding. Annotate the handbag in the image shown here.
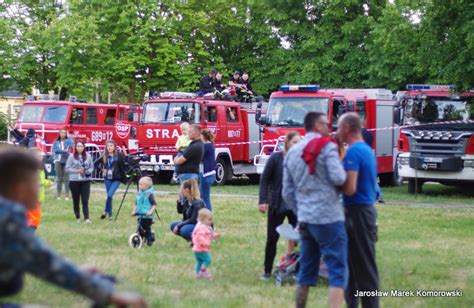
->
[60,152,70,164]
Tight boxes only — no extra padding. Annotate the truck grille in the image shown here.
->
[403,130,472,156]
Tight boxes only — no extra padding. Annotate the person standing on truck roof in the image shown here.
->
[214,73,226,91]
[241,72,253,94]
[338,113,380,308]
[228,71,245,88]
[53,128,74,201]
[174,124,204,184]
[199,69,217,94]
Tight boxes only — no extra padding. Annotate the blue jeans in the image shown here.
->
[298,221,348,289]
[170,221,195,241]
[199,173,215,211]
[104,179,121,217]
[178,173,199,184]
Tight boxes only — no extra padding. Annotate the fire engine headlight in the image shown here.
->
[464,160,474,168]
[154,165,160,172]
[398,157,409,166]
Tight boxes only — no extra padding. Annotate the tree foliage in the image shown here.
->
[0,0,472,102]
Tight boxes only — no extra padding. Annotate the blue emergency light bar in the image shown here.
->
[406,84,454,91]
[280,85,320,92]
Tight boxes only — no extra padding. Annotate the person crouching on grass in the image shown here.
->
[27,147,52,231]
[192,208,219,279]
[131,176,157,246]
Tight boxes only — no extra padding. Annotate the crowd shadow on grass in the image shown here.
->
[421,184,474,198]
[384,183,474,200]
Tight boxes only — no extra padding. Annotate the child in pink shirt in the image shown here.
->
[192,208,218,279]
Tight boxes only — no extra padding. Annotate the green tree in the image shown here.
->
[1,1,64,94]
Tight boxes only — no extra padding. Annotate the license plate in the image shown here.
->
[160,165,174,171]
[424,157,443,163]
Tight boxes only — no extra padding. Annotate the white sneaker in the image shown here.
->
[84,219,92,224]
[57,197,61,200]
[76,219,81,223]
[65,197,70,201]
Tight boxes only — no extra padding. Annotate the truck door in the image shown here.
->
[69,106,86,142]
[224,105,245,161]
[330,96,346,130]
[85,106,100,144]
[116,104,140,150]
[204,105,219,140]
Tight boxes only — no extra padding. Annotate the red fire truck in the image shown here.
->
[15,96,141,152]
[254,85,401,186]
[395,85,474,193]
[135,92,265,184]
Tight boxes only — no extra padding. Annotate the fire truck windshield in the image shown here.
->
[20,105,69,123]
[143,102,201,124]
[43,106,69,123]
[267,97,330,127]
[403,97,473,126]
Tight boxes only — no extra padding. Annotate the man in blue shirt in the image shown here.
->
[338,113,380,308]
[0,146,145,307]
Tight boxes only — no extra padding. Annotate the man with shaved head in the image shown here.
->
[337,113,380,308]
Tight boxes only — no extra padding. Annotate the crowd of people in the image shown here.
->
[199,69,262,103]
[258,111,380,308]
[0,122,220,305]
[1,111,380,307]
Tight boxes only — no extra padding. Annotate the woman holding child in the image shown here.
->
[170,179,206,241]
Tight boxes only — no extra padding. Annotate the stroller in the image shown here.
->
[274,224,329,287]
[128,215,156,249]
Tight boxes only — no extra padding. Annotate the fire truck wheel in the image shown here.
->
[154,173,173,184]
[379,172,401,187]
[215,156,231,185]
[407,179,423,194]
[247,174,260,184]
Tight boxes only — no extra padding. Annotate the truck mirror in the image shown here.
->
[259,115,268,126]
[393,108,401,125]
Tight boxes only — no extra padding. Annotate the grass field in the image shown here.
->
[2,183,473,307]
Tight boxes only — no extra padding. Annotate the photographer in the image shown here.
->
[66,141,94,224]
[96,140,125,221]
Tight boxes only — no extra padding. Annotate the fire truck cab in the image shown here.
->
[255,85,400,186]
[136,92,265,184]
[395,85,474,193]
[15,95,141,153]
